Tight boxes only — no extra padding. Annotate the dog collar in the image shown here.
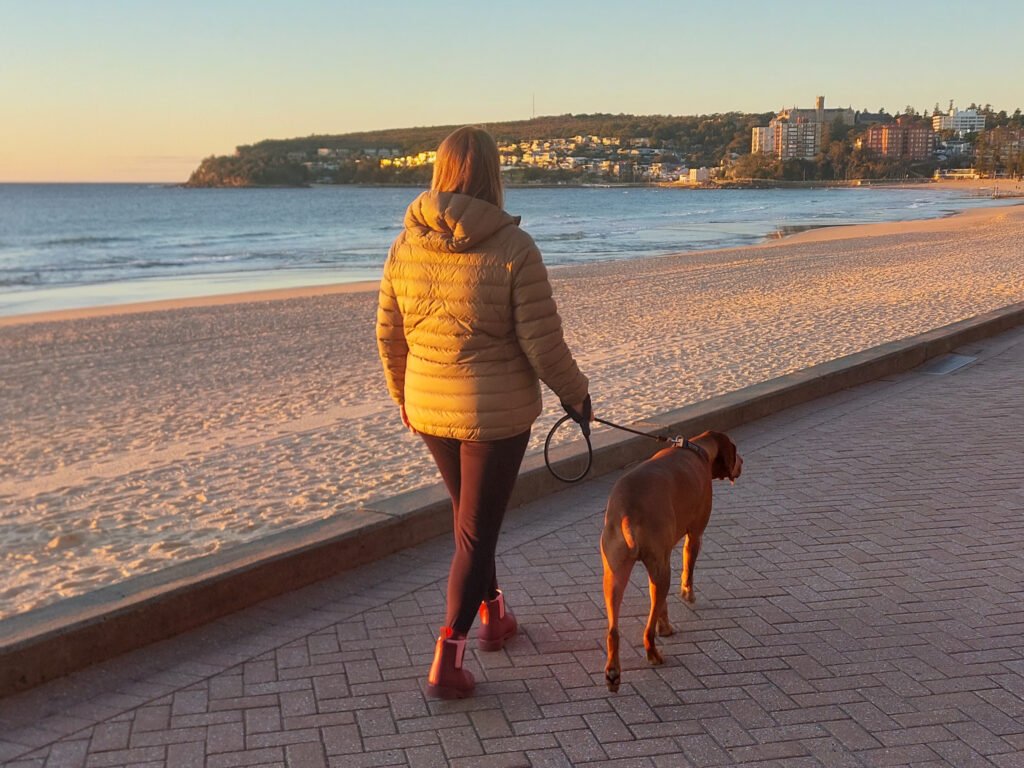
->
[670,436,710,463]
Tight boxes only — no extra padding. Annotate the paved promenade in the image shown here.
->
[2,325,1023,768]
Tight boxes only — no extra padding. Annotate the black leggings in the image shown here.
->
[421,430,531,634]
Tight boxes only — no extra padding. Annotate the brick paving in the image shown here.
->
[2,325,1023,767]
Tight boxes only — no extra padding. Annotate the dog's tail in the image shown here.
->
[620,516,639,558]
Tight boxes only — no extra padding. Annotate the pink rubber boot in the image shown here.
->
[477,590,517,651]
[426,627,475,699]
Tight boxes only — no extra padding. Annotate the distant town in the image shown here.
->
[186,99,1024,188]
[744,97,1018,182]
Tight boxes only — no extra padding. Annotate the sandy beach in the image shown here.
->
[1,203,1023,619]
[923,176,1024,196]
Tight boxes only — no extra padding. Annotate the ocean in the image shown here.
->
[0,183,1012,317]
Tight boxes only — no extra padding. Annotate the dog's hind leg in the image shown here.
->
[680,533,701,604]
[602,545,633,693]
[643,557,671,665]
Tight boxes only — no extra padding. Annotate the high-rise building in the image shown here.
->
[772,119,821,161]
[751,125,775,154]
[751,96,855,159]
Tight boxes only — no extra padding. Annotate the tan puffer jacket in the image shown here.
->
[377,190,589,441]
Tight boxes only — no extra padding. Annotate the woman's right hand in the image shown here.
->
[566,400,593,421]
[562,394,594,436]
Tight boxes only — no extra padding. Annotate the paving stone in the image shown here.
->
[437,725,484,759]
[206,746,284,768]
[87,722,131,753]
[164,741,204,768]
[207,722,245,754]
[244,706,283,736]
[80,744,164,767]
[39,739,89,768]
[129,726,206,748]
[321,724,361,756]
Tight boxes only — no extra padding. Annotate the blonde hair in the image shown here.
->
[431,126,504,209]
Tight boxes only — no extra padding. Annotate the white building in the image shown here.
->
[932,107,986,135]
[689,167,710,183]
[752,125,775,154]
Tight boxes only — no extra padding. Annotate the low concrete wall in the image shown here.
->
[2,301,1022,696]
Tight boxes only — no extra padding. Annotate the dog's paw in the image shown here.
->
[605,668,621,693]
[645,646,664,666]
[656,619,674,637]
[680,586,696,604]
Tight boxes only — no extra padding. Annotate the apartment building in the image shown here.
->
[773,118,821,160]
[861,117,935,160]
[752,96,851,160]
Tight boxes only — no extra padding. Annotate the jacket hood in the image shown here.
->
[404,191,519,253]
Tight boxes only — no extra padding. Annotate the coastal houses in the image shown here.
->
[379,150,435,169]
[493,135,686,181]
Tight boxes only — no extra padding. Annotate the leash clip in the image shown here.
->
[670,435,710,463]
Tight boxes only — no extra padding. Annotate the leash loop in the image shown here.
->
[543,414,593,483]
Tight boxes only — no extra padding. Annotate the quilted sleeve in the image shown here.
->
[511,243,589,405]
[376,246,408,405]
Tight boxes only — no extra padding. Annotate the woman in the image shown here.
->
[376,126,591,699]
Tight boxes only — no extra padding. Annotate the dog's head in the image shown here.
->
[708,432,743,483]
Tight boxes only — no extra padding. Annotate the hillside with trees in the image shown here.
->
[185,105,1022,188]
[185,112,773,187]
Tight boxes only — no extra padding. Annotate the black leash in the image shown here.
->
[544,414,705,483]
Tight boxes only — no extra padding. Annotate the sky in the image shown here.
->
[2,0,1022,182]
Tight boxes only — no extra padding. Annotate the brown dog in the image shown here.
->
[600,430,742,692]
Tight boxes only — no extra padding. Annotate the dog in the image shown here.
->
[600,430,742,692]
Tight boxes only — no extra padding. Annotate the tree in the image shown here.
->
[727,152,779,180]
[825,139,853,180]
[828,115,852,144]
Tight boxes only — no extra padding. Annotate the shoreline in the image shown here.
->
[2,199,1020,329]
[0,279,381,328]
[704,177,1024,194]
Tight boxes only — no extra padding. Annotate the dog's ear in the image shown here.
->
[711,433,742,482]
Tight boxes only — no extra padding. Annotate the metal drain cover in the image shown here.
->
[917,353,977,375]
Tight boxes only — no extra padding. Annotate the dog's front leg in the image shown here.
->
[680,533,701,604]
